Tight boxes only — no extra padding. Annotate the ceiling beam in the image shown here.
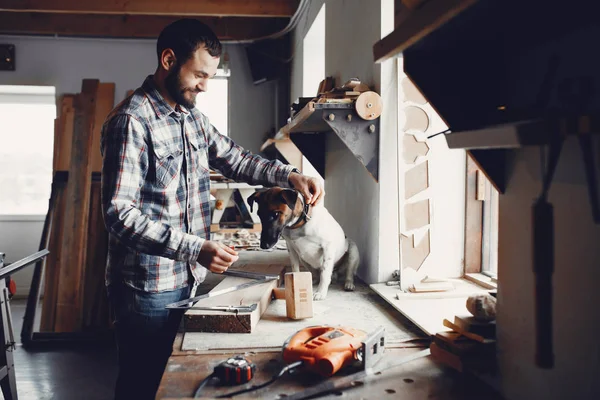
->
[0,12,290,41]
[0,0,300,17]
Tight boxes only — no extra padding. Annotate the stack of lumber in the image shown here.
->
[430,314,497,373]
[39,79,115,333]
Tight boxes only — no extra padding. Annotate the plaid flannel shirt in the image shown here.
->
[101,76,296,292]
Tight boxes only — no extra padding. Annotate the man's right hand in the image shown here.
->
[197,241,239,273]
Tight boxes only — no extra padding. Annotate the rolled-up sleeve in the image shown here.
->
[202,118,297,187]
[100,114,204,262]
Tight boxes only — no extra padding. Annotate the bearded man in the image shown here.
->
[100,18,323,400]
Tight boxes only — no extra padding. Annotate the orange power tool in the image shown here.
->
[282,325,385,377]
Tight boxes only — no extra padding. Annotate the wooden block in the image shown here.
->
[284,272,313,320]
[54,79,99,332]
[453,315,496,338]
[184,264,285,333]
[442,319,495,344]
[272,287,286,300]
[430,342,464,372]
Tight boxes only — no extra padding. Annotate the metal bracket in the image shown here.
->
[316,104,380,181]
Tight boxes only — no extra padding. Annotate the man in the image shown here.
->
[100,18,323,400]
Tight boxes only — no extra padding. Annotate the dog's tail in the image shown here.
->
[337,238,360,285]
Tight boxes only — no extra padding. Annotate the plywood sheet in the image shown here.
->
[404,199,430,231]
[401,229,430,270]
[403,133,430,164]
[405,160,429,199]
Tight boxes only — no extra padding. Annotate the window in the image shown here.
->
[302,4,325,97]
[195,69,229,135]
[481,174,499,278]
[0,85,56,217]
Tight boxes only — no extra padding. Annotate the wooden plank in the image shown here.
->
[374,0,477,63]
[405,160,429,199]
[54,79,99,332]
[464,153,482,274]
[40,177,68,332]
[184,264,285,333]
[91,83,115,173]
[0,0,299,17]
[53,95,75,172]
[81,180,110,330]
[0,12,290,40]
[404,198,430,231]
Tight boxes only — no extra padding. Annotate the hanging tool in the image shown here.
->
[193,355,257,398]
[165,270,279,310]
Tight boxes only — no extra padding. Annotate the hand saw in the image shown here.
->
[165,269,279,310]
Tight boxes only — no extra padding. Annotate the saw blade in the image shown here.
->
[165,276,277,309]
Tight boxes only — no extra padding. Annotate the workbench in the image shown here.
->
[157,333,504,399]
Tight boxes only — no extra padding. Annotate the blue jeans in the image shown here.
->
[107,281,192,400]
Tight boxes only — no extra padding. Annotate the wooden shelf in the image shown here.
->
[278,101,380,181]
[374,0,476,63]
[444,115,600,193]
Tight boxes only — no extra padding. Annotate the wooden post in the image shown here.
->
[54,79,99,332]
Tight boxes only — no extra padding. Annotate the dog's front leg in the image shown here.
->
[314,258,334,301]
[286,240,301,272]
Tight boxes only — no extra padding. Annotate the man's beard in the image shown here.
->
[165,64,199,110]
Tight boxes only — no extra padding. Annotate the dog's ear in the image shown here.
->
[247,191,262,212]
[280,189,298,211]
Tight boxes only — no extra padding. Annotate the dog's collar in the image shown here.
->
[287,193,311,229]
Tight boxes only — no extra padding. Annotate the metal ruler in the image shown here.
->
[165,270,279,310]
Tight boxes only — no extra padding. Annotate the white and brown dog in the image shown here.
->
[247,187,359,300]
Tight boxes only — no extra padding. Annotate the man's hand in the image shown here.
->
[197,241,239,273]
[288,172,325,205]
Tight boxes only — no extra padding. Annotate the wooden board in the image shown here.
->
[403,133,430,164]
[91,83,115,173]
[405,160,429,199]
[184,264,285,333]
[54,79,99,332]
[53,95,75,172]
[404,198,430,231]
[40,178,67,331]
[401,229,430,271]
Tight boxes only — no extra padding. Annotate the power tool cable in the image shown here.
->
[215,361,304,398]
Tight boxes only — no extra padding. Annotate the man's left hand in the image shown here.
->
[288,172,324,205]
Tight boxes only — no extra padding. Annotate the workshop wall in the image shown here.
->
[291,0,399,284]
[497,26,600,400]
[0,34,279,295]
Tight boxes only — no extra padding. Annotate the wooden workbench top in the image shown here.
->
[156,334,503,399]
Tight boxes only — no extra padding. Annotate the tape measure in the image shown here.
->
[194,355,256,398]
[214,355,256,385]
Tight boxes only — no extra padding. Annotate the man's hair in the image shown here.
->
[157,18,222,65]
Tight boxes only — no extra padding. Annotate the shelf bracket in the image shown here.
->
[319,106,380,181]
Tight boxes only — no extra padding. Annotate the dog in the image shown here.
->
[247,187,359,300]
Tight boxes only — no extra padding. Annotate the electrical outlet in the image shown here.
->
[0,44,15,71]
